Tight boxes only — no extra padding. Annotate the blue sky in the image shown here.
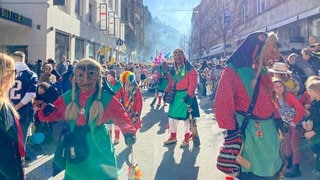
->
[143,0,200,35]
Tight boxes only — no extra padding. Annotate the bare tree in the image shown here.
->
[194,0,247,58]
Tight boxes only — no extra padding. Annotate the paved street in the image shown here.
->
[25,90,316,180]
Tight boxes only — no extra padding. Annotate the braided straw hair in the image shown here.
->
[252,32,279,88]
[0,53,19,118]
[65,58,104,122]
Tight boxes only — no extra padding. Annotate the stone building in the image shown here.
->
[0,0,151,64]
[191,0,320,61]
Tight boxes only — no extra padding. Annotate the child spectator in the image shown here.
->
[304,76,320,176]
[272,78,305,178]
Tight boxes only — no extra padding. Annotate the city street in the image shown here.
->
[25,89,316,180]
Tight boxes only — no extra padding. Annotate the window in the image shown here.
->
[243,2,248,21]
[88,43,96,59]
[55,32,69,63]
[75,38,84,60]
[75,0,80,15]
[256,0,266,14]
[89,3,93,22]
[124,8,128,21]
[108,0,113,10]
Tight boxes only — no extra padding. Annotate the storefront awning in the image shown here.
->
[298,7,320,20]
[267,15,297,30]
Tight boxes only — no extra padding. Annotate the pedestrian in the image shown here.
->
[272,78,304,177]
[56,55,68,75]
[268,62,301,95]
[61,64,74,93]
[9,51,38,161]
[120,70,143,129]
[33,82,61,143]
[301,48,320,75]
[46,58,63,94]
[286,53,315,84]
[214,32,283,179]
[37,58,137,179]
[104,69,125,144]
[163,48,200,148]
[198,60,208,97]
[304,76,320,176]
[0,52,25,179]
[39,63,57,85]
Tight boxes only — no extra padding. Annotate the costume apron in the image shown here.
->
[62,90,118,180]
[168,68,188,120]
[236,113,282,176]
[157,69,169,93]
[233,66,282,177]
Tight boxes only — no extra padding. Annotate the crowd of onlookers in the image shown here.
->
[195,35,320,102]
[4,34,320,178]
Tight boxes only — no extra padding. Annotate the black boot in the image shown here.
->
[284,164,301,178]
[286,156,292,169]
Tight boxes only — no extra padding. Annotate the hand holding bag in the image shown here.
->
[163,86,176,103]
[164,73,178,104]
[65,128,89,163]
[236,144,251,170]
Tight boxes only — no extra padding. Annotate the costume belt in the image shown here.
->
[235,110,274,121]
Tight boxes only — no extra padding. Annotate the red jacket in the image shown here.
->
[38,90,136,135]
[278,92,305,125]
[165,69,198,98]
[214,67,279,130]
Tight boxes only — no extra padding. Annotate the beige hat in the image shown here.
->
[268,62,292,74]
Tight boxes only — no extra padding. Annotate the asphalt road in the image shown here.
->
[25,90,317,180]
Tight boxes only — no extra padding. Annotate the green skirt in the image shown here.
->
[236,113,282,177]
[168,90,188,120]
[64,124,118,180]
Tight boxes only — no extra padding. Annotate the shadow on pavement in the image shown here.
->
[140,102,168,134]
[154,144,178,180]
[116,145,133,174]
[154,145,200,180]
[154,144,200,180]
[177,147,200,180]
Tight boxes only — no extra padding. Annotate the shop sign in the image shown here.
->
[0,7,32,27]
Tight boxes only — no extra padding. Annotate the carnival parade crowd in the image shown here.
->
[2,32,320,180]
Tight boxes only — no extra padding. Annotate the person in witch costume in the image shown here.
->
[38,58,137,179]
[150,61,170,107]
[163,48,200,148]
[156,61,170,107]
[104,69,125,144]
[120,71,143,130]
[214,32,283,179]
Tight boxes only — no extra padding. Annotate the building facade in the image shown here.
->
[121,0,151,62]
[191,0,320,61]
[0,0,152,65]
